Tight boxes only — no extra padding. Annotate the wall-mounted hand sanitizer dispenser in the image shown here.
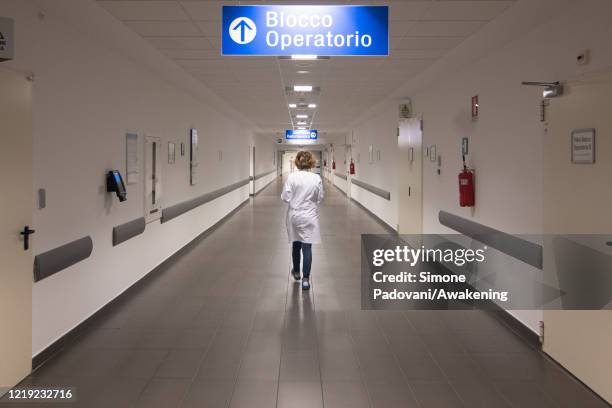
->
[106,170,127,202]
[0,17,15,62]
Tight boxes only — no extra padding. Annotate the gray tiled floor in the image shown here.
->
[3,178,609,407]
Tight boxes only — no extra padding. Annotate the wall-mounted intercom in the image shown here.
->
[106,170,127,202]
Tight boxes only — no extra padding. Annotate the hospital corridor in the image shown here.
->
[1,0,611,407]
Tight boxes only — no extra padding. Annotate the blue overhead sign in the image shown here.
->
[222,6,388,56]
[286,129,318,140]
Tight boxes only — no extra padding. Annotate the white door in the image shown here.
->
[0,69,33,393]
[543,72,612,404]
[397,118,423,237]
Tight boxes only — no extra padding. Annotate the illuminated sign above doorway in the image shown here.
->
[286,129,318,140]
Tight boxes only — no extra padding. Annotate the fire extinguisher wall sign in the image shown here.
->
[458,168,475,207]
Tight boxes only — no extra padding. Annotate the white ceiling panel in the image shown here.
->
[181,1,265,20]
[124,21,201,37]
[390,20,415,37]
[148,36,213,50]
[181,1,226,21]
[390,49,447,59]
[207,36,221,49]
[406,20,487,37]
[391,36,465,50]
[387,1,435,21]
[423,1,514,21]
[161,49,220,59]
[194,21,221,37]
[98,1,189,21]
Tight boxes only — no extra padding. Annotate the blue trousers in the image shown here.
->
[292,241,312,278]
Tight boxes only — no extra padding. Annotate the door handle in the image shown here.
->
[20,225,35,251]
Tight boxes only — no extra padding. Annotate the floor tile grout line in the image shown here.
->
[306,250,326,408]
[275,254,292,408]
[367,312,425,408]
[396,311,466,407]
[226,212,280,406]
[174,315,224,407]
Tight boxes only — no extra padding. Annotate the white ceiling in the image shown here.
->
[96,0,516,133]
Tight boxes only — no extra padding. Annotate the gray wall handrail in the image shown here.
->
[438,211,543,269]
[334,172,347,180]
[351,178,391,200]
[162,178,250,223]
[253,169,277,180]
[34,236,93,282]
[113,217,146,246]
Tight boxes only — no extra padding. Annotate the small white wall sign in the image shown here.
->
[571,128,595,164]
[125,132,139,185]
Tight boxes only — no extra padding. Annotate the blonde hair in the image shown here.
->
[295,151,316,170]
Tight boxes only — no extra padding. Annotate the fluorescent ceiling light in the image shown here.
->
[308,104,317,108]
[294,85,313,92]
[292,55,318,60]
[288,103,297,108]
[296,70,310,74]
[296,114,308,118]
[297,127,307,130]
[297,121,307,125]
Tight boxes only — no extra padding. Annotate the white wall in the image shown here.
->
[349,0,612,332]
[252,134,278,194]
[346,111,399,230]
[1,0,272,355]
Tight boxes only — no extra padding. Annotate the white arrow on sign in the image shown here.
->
[229,17,256,45]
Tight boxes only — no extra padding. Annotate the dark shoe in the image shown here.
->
[291,269,301,281]
[302,278,311,290]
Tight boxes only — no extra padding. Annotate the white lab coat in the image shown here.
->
[281,170,325,244]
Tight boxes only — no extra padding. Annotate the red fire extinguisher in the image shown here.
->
[349,159,355,175]
[458,156,475,207]
[332,160,336,170]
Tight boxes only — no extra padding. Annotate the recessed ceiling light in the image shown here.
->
[291,55,318,60]
[296,114,308,118]
[288,103,297,108]
[293,85,313,92]
[308,103,317,108]
[296,70,310,74]
[297,127,307,130]
[297,121,307,125]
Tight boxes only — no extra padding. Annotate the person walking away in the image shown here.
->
[280,151,325,290]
